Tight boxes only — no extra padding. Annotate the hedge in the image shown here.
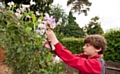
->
[60,37,84,54]
[61,30,120,63]
[104,29,120,63]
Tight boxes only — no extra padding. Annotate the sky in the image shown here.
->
[53,0,120,32]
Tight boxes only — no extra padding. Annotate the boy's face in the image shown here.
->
[83,43,98,57]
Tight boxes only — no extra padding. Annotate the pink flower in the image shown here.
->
[15,13,22,19]
[38,24,46,30]
[35,11,40,16]
[44,13,49,20]
[22,4,30,9]
[36,30,45,35]
[46,19,56,29]
[30,0,36,6]
[16,8,21,13]
[53,56,61,64]
[7,1,14,7]
[44,13,56,29]
[20,8,26,13]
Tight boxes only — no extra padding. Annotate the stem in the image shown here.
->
[47,38,52,51]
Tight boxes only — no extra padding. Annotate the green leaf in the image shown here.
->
[32,14,36,22]
[17,48,22,53]
[26,27,32,33]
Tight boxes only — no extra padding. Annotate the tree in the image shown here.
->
[50,4,68,24]
[49,4,68,40]
[4,0,54,13]
[84,16,104,35]
[63,12,85,38]
[67,0,92,16]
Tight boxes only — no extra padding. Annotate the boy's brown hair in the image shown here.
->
[84,34,107,54]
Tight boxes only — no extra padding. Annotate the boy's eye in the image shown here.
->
[85,44,90,47]
[86,45,89,47]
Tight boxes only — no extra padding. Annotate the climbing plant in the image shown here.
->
[0,1,63,74]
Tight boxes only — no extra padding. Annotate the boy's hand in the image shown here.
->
[46,29,59,45]
[42,40,55,50]
[42,40,51,49]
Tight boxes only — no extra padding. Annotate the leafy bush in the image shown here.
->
[104,29,120,63]
[0,2,63,74]
[61,37,84,54]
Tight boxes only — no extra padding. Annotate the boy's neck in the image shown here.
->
[88,53,99,58]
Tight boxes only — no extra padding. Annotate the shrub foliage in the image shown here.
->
[0,9,63,74]
[104,29,120,62]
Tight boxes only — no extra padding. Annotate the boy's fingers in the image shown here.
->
[42,40,47,45]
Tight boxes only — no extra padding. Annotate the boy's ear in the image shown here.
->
[95,48,102,53]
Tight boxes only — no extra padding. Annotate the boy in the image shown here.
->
[43,29,107,74]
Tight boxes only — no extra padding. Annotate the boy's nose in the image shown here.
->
[83,45,85,49]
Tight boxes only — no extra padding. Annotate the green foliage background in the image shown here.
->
[61,38,84,54]
[84,16,104,35]
[62,12,85,38]
[104,29,120,63]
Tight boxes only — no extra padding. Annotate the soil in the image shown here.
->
[0,49,12,74]
[0,62,12,74]
[0,48,6,61]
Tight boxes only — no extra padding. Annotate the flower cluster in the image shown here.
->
[36,13,62,36]
[7,0,36,19]
[6,1,62,36]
